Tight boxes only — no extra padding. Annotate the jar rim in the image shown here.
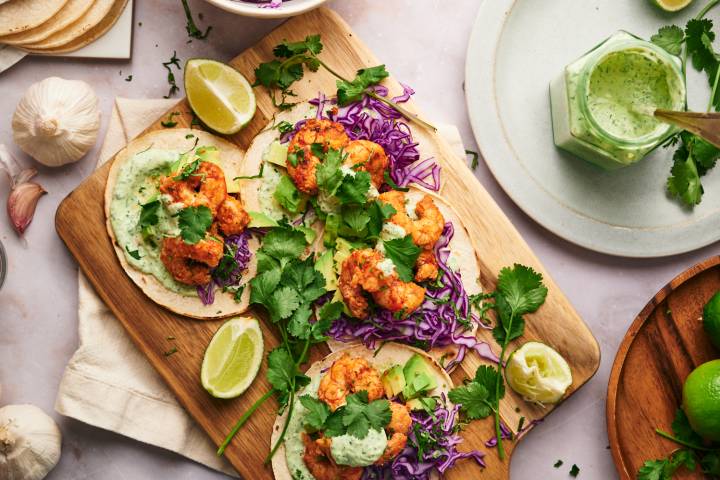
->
[0,239,6,291]
[577,38,686,148]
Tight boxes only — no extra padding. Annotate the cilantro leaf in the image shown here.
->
[250,268,282,308]
[273,35,323,58]
[448,382,493,420]
[299,395,330,431]
[367,201,396,237]
[267,348,305,393]
[261,228,307,264]
[668,143,703,206]
[316,148,344,194]
[652,25,685,56]
[342,392,391,439]
[282,258,326,303]
[336,171,371,205]
[569,464,580,477]
[178,206,212,244]
[496,264,548,316]
[274,175,305,213]
[701,452,720,475]
[671,409,704,445]
[382,235,421,282]
[638,459,669,480]
[339,205,370,238]
[337,65,390,106]
[138,199,160,228]
[268,286,301,321]
[126,247,141,260]
[474,365,505,403]
[287,302,312,338]
[492,293,527,344]
[323,409,346,437]
[686,19,717,74]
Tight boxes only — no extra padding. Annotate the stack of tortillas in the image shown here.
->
[0,0,128,54]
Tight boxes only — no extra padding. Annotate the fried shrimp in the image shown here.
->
[216,195,250,236]
[317,354,385,411]
[375,402,412,465]
[339,249,426,319]
[377,191,445,282]
[287,119,350,195]
[344,140,389,188]
[302,434,362,480]
[160,161,227,214]
[160,236,223,285]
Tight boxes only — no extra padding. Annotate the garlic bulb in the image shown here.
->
[0,405,61,480]
[12,77,100,167]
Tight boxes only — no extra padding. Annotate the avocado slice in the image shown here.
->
[381,365,406,398]
[262,140,288,168]
[333,238,355,276]
[315,250,337,291]
[248,211,279,228]
[403,354,438,400]
[406,397,437,413]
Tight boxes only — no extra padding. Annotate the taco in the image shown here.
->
[105,128,259,319]
[271,343,483,480]
[238,93,486,367]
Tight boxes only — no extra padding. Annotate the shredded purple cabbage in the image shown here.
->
[485,418,543,448]
[304,86,441,191]
[197,232,252,305]
[363,397,485,479]
[328,222,498,370]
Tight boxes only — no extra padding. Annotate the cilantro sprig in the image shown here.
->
[299,391,391,439]
[638,409,720,480]
[178,205,212,244]
[180,0,211,40]
[650,0,720,207]
[217,226,333,461]
[254,34,435,131]
[450,264,547,460]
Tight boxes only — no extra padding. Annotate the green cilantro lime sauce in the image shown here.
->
[331,428,387,467]
[586,49,678,140]
[285,376,321,480]
[109,149,196,296]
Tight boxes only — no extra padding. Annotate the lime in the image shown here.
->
[703,291,720,350]
[505,341,572,404]
[184,58,256,135]
[201,317,263,399]
[650,0,693,12]
[683,360,720,441]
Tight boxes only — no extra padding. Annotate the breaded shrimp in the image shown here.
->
[160,161,227,215]
[216,195,250,236]
[287,119,350,195]
[375,402,412,465]
[302,434,362,480]
[160,236,223,285]
[317,354,385,411]
[377,191,444,282]
[339,249,426,319]
[344,140,389,188]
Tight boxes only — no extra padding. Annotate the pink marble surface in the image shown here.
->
[0,1,717,478]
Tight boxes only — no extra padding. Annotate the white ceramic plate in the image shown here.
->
[203,0,327,19]
[466,0,720,258]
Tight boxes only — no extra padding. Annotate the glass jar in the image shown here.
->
[550,31,686,170]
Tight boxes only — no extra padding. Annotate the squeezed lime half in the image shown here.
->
[505,341,572,404]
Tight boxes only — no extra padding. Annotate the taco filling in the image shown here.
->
[281,351,483,480]
[109,144,252,306]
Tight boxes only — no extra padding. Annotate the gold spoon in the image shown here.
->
[654,109,720,148]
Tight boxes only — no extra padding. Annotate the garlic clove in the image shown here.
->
[0,145,47,236]
[7,181,46,235]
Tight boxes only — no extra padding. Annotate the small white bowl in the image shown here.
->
[203,0,328,18]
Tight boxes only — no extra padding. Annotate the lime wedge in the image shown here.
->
[185,58,256,135]
[201,317,263,399]
[505,341,572,404]
[650,0,693,12]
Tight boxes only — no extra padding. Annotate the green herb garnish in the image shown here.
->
[253,34,435,130]
[162,51,181,98]
[178,205,213,244]
[381,235,421,282]
[180,0,211,40]
[161,112,181,128]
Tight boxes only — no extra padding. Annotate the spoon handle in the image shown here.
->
[655,109,720,149]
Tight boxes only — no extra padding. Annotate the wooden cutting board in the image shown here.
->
[607,256,720,479]
[55,8,600,479]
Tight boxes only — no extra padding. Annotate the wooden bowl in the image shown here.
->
[607,256,720,479]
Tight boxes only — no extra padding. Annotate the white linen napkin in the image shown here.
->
[55,97,467,476]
